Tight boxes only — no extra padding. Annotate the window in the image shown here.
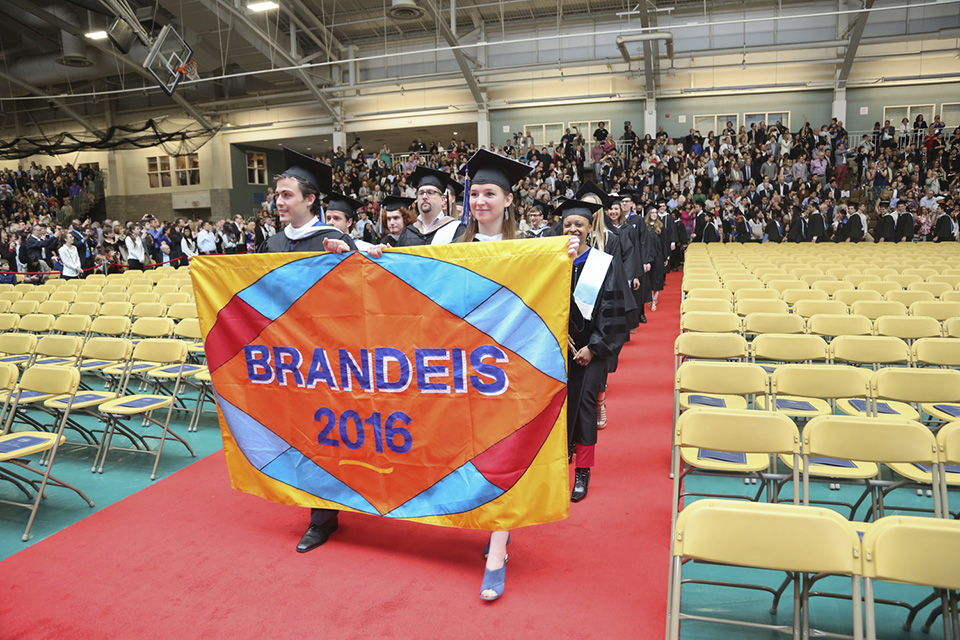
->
[938,103,960,129]
[147,154,199,188]
[247,151,268,185]
[522,123,564,148]
[744,112,790,131]
[175,154,200,186]
[692,114,739,138]
[147,155,171,188]
[882,104,935,128]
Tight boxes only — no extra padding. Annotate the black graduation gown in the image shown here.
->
[765,219,784,243]
[396,219,466,246]
[383,234,401,247]
[638,223,666,294]
[808,213,827,242]
[894,213,915,242]
[259,223,357,528]
[787,217,808,243]
[692,212,707,242]
[607,223,642,334]
[525,226,556,238]
[847,215,865,243]
[832,220,849,243]
[261,226,357,253]
[933,214,957,242]
[874,214,896,242]
[735,219,751,243]
[702,222,721,244]
[568,249,627,449]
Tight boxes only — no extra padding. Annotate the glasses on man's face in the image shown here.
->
[417,189,442,198]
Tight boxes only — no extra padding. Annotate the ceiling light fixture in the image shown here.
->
[84,31,108,40]
[248,1,280,12]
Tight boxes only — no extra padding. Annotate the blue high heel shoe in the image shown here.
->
[482,532,511,559]
[480,556,508,601]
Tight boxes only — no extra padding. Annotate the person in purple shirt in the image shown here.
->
[811,151,828,185]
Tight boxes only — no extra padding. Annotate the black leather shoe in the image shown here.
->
[296,516,339,553]
[639,314,648,324]
[571,467,591,503]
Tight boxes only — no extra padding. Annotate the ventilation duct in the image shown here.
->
[387,0,425,21]
[56,31,92,67]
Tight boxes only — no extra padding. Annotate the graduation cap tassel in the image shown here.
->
[460,161,471,225]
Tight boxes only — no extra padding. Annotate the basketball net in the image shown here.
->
[177,60,199,81]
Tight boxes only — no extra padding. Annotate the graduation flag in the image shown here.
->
[192,237,572,530]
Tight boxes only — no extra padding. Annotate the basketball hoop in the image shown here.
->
[177,60,199,82]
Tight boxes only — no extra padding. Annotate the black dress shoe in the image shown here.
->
[571,467,591,503]
[639,314,648,324]
[296,515,339,553]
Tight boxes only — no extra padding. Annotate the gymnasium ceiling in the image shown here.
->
[0,0,958,140]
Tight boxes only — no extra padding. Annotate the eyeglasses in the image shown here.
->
[417,189,442,198]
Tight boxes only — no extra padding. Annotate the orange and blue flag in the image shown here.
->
[192,237,571,530]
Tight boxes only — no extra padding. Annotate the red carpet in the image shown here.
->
[0,274,679,640]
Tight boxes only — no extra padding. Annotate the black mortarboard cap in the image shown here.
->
[381,195,415,211]
[617,188,638,201]
[280,147,332,194]
[409,165,455,192]
[555,198,604,222]
[465,149,533,191]
[446,179,465,198]
[530,200,553,216]
[324,192,364,218]
[574,180,614,209]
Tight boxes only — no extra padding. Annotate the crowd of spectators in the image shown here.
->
[298,115,959,247]
[2,109,957,282]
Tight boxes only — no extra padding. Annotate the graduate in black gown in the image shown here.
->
[638,207,667,311]
[378,195,416,247]
[559,198,627,505]
[259,148,357,553]
[933,208,958,242]
[874,205,896,242]
[397,166,466,246]
[894,203,915,242]
[524,200,556,238]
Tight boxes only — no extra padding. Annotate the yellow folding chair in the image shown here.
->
[0,333,38,367]
[743,312,805,335]
[852,300,908,321]
[685,288,734,301]
[875,315,942,341]
[868,368,960,422]
[16,313,55,336]
[830,335,911,370]
[0,365,91,540]
[679,311,741,333]
[672,409,801,532]
[862,516,960,640]
[909,282,953,299]
[807,314,873,339]
[799,415,939,519]
[668,500,863,640]
[94,339,196,479]
[680,298,731,314]
[764,364,871,419]
[937,423,960,520]
[793,299,848,319]
[735,298,789,316]
[910,301,960,322]
[99,301,133,317]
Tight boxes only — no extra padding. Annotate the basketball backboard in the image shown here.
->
[143,24,194,97]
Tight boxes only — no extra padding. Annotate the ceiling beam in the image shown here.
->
[421,0,486,107]
[286,0,346,61]
[837,0,876,89]
[3,0,215,132]
[0,71,105,137]
[198,0,341,122]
